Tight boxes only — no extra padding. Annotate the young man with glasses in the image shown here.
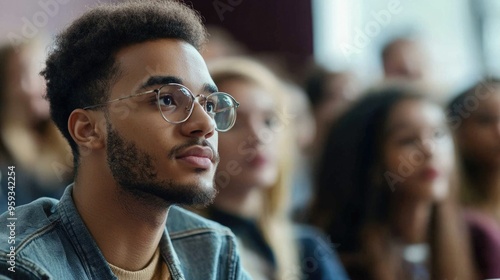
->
[0,1,247,279]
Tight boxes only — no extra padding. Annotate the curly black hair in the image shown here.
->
[41,0,207,167]
[309,86,425,253]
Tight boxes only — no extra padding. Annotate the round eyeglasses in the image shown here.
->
[83,83,240,132]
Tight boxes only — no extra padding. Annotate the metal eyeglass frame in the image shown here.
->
[82,82,240,132]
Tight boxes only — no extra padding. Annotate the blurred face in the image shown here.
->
[215,79,281,191]
[5,45,49,123]
[316,73,359,128]
[457,93,500,167]
[382,99,454,201]
[383,41,426,80]
[103,39,219,206]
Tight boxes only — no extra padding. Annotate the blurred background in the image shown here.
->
[0,0,498,94]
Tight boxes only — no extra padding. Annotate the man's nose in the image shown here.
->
[180,100,216,139]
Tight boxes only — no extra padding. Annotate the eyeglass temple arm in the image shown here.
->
[215,105,239,113]
[82,89,157,110]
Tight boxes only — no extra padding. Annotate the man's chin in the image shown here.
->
[120,180,217,208]
[189,181,217,204]
[173,186,217,207]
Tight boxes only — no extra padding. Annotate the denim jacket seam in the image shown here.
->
[0,254,52,279]
[1,220,60,279]
[169,227,234,240]
[160,250,183,280]
[16,219,60,252]
[160,229,185,280]
[169,227,238,279]
[226,234,236,280]
[57,191,115,280]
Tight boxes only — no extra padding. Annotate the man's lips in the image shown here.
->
[175,146,214,169]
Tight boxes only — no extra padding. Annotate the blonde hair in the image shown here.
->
[0,39,73,183]
[209,57,301,279]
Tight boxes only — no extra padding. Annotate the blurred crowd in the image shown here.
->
[1,14,499,280]
[0,39,72,211]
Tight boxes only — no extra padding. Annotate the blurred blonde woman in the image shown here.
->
[0,40,72,211]
[201,57,347,280]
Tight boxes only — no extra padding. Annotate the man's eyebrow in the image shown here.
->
[138,76,182,90]
[204,83,218,94]
[139,76,218,93]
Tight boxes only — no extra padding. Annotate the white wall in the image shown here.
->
[313,0,484,95]
[0,0,117,47]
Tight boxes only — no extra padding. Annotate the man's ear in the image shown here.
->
[68,109,106,152]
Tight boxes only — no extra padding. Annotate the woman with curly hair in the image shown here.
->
[310,85,475,280]
[448,79,500,279]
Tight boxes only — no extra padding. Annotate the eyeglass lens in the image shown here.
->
[209,93,237,131]
[157,84,236,131]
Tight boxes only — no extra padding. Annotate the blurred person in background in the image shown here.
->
[448,79,500,279]
[381,37,429,81]
[201,25,247,62]
[202,57,348,280]
[304,67,361,157]
[0,40,72,211]
[284,82,316,221]
[309,85,475,280]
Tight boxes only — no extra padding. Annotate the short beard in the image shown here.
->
[105,122,216,208]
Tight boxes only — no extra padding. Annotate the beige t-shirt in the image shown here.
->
[108,248,170,280]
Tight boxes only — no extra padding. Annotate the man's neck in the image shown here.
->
[73,159,169,271]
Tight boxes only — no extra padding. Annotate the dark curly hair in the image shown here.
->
[309,88,421,251]
[41,0,207,167]
[447,78,500,204]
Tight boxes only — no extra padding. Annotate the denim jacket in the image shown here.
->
[0,184,250,279]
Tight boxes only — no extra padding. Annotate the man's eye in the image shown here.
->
[206,102,215,113]
[158,95,175,106]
